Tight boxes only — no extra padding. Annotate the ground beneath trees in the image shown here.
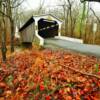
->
[0,48,100,100]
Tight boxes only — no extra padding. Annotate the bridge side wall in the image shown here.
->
[20,22,35,43]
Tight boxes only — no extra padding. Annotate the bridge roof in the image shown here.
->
[33,14,63,23]
[19,16,35,32]
[19,14,63,32]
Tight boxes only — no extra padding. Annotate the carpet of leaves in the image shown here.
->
[0,49,100,100]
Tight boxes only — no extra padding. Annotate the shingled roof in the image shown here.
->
[19,16,35,32]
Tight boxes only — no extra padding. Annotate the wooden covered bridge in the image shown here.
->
[19,14,62,46]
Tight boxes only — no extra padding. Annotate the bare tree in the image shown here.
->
[0,0,25,51]
[8,0,25,52]
[58,0,79,37]
[57,2,68,35]
[67,0,73,36]
[0,0,25,62]
[79,1,87,38]
[71,6,80,36]
[0,2,7,62]
[84,2,90,42]
[66,0,80,37]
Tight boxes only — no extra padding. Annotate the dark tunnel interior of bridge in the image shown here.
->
[38,18,59,38]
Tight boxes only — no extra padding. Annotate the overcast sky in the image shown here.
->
[22,0,100,12]
[22,0,58,10]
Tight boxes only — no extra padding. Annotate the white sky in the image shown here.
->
[90,2,100,12]
[22,0,58,10]
[22,0,100,12]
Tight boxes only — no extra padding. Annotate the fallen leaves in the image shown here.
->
[0,49,100,99]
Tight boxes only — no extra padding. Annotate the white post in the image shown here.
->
[58,23,62,37]
[93,23,97,44]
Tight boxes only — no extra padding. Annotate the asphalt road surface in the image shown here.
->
[44,38,100,57]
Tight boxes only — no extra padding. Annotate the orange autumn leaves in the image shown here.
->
[0,49,100,100]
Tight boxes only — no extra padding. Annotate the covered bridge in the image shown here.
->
[19,14,62,46]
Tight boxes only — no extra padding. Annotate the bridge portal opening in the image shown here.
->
[38,18,59,38]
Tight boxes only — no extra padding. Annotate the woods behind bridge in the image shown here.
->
[0,0,100,61]
[0,0,100,45]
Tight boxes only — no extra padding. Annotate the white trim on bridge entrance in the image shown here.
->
[34,14,63,46]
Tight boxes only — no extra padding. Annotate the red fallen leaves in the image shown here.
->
[1,63,6,68]
[45,95,51,100]
[98,72,100,75]
[0,49,100,99]
[0,76,3,81]
[0,82,7,88]
[39,84,45,91]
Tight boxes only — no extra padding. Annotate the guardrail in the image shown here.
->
[55,36,83,44]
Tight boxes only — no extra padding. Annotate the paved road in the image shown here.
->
[44,38,100,57]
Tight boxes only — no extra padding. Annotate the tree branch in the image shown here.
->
[11,0,25,8]
[90,7,100,23]
[61,64,100,79]
[1,0,25,8]
[38,0,45,14]
[0,10,10,18]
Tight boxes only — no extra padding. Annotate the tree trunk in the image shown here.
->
[7,0,15,53]
[65,9,69,36]
[1,16,7,62]
[79,2,86,38]
[69,7,73,37]
[10,19,15,52]
[1,31,7,62]
[84,2,89,43]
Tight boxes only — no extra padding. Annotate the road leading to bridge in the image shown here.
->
[44,38,100,57]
